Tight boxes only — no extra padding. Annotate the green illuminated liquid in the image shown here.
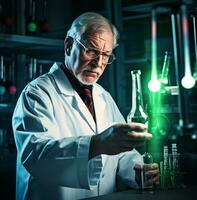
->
[127,116,148,127]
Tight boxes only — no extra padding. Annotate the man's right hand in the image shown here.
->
[89,123,152,159]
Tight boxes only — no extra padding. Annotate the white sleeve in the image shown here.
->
[12,85,102,189]
[116,149,143,189]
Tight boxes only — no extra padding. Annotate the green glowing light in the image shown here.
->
[148,79,161,92]
[27,22,37,32]
[181,75,196,89]
[147,9,165,161]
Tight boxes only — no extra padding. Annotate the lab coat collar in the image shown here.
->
[49,62,103,96]
[49,62,75,96]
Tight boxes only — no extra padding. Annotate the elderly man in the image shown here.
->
[12,12,159,200]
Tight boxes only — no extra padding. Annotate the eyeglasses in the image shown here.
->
[75,38,116,65]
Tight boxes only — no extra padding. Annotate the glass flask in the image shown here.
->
[127,70,148,125]
[127,69,153,190]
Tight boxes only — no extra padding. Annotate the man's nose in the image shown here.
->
[93,54,104,68]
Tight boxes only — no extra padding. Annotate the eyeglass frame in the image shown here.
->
[74,38,116,65]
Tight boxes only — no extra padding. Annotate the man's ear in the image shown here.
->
[64,37,74,56]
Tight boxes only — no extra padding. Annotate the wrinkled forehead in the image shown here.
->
[81,25,114,51]
[82,24,114,41]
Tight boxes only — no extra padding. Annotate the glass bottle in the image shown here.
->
[127,70,148,125]
[127,69,153,190]
[142,152,154,190]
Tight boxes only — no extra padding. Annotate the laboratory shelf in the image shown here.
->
[0,33,64,60]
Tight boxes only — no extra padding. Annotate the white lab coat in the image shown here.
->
[12,63,143,200]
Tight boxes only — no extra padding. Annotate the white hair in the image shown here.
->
[66,12,119,48]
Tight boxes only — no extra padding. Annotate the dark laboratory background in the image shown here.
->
[0,0,197,199]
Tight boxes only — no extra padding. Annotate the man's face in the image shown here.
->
[65,30,114,85]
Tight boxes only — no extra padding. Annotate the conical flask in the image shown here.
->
[127,70,148,125]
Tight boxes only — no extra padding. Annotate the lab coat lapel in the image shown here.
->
[49,63,96,132]
[72,93,96,133]
[93,86,106,133]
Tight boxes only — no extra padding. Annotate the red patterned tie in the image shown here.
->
[83,88,95,118]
